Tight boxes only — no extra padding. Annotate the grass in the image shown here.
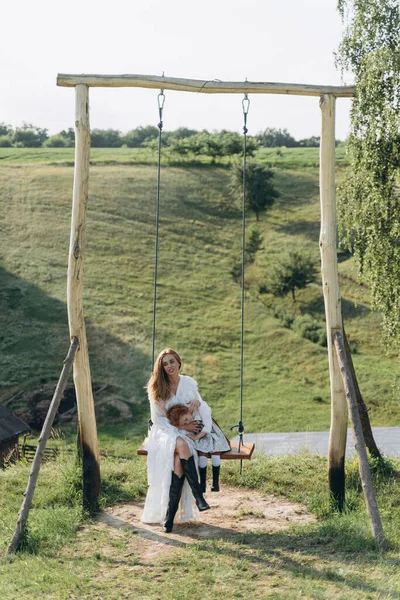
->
[0,147,398,438]
[0,144,348,169]
[1,145,400,596]
[1,452,400,599]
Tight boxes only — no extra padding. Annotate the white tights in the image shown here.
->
[199,455,220,468]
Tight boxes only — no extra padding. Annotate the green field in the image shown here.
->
[1,147,400,599]
[0,146,399,439]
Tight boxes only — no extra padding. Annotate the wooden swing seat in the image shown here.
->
[137,440,255,460]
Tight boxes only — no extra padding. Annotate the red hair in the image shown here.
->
[167,404,190,427]
[147,348,181,403]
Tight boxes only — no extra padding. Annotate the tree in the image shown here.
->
[245,227,263,264]
[0,123,13,136]
[12,123,48,147]
[58,128,75,146]
[122,125,159,148]
[269,251,317,301]
[298,136,320,147]
[231,161,280,221]
[336,0,400,345]
[90,129,123,148]
[257,127,298,148]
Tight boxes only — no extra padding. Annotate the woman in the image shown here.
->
[141,348,211,532]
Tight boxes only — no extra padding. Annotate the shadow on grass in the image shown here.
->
[275,219,320,242]
[273,172,320,210]
[301,294,370,320]
[0,266,150,435]
[99,512,395,597]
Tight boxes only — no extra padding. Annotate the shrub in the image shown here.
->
[292,314,327,346]
[12,123,48,147]
[272,306,296,329]
[44,135,68,148]
[0,135,12,147]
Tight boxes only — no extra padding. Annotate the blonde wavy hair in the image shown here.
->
[147,348,182,403]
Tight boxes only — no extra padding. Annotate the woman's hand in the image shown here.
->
[187,431,207,441]
[187,399,201,412]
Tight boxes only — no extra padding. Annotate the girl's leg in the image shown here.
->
[211,455,221,467]
[211,454,221,492]
[198,455,208,493]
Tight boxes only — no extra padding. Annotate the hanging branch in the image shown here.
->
[336,0,400,345]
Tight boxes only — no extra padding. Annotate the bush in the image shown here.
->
[44,135,68,148]
[91,128,123,148]
[0,135,12,147]
[272,306,296,329]
[12,123,48,147]
[122,125,159,148]
[292,314,327,346]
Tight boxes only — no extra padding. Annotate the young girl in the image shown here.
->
[166,400,230,494]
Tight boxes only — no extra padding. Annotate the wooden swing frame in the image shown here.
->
[56,72,355,506]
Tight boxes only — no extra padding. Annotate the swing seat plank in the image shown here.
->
[137,441,255,460]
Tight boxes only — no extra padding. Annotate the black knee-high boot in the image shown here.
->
[180,456,210,511]
[211,465,220,492]
[164,472,185,533]
[199,466,207,493]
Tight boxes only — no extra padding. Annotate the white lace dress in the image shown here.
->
[141,375,228,525]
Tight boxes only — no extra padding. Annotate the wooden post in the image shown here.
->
[333,331,386,549]
[319,94,348,510]
[6,339,79,556]
[68,84,100,513]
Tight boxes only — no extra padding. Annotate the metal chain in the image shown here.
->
[230,93,250,474]
[151,90,165,369]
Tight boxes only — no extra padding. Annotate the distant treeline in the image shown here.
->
[0,122,323,150]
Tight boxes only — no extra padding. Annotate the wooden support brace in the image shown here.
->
[333,331,387,550]
[6,338,79,556]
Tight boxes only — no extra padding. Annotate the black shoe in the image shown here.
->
[180,456,210,511]
[199,466,207,493]
[164,472,185,533]
[211,465,220,492]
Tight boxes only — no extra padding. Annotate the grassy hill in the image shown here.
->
[0,147,399,443]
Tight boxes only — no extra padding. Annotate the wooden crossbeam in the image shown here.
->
[137,441,255,460]
[56,74,356,98]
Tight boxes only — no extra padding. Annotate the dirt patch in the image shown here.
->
[96,485,315,564]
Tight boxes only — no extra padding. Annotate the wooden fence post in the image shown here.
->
[67,84,100,513]
[333,331,386,549]
[319,94,348,510]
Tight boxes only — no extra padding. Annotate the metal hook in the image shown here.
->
[158,90,165,111]
[242,93,250,116]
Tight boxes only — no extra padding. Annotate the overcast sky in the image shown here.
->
[1,0,353,140]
